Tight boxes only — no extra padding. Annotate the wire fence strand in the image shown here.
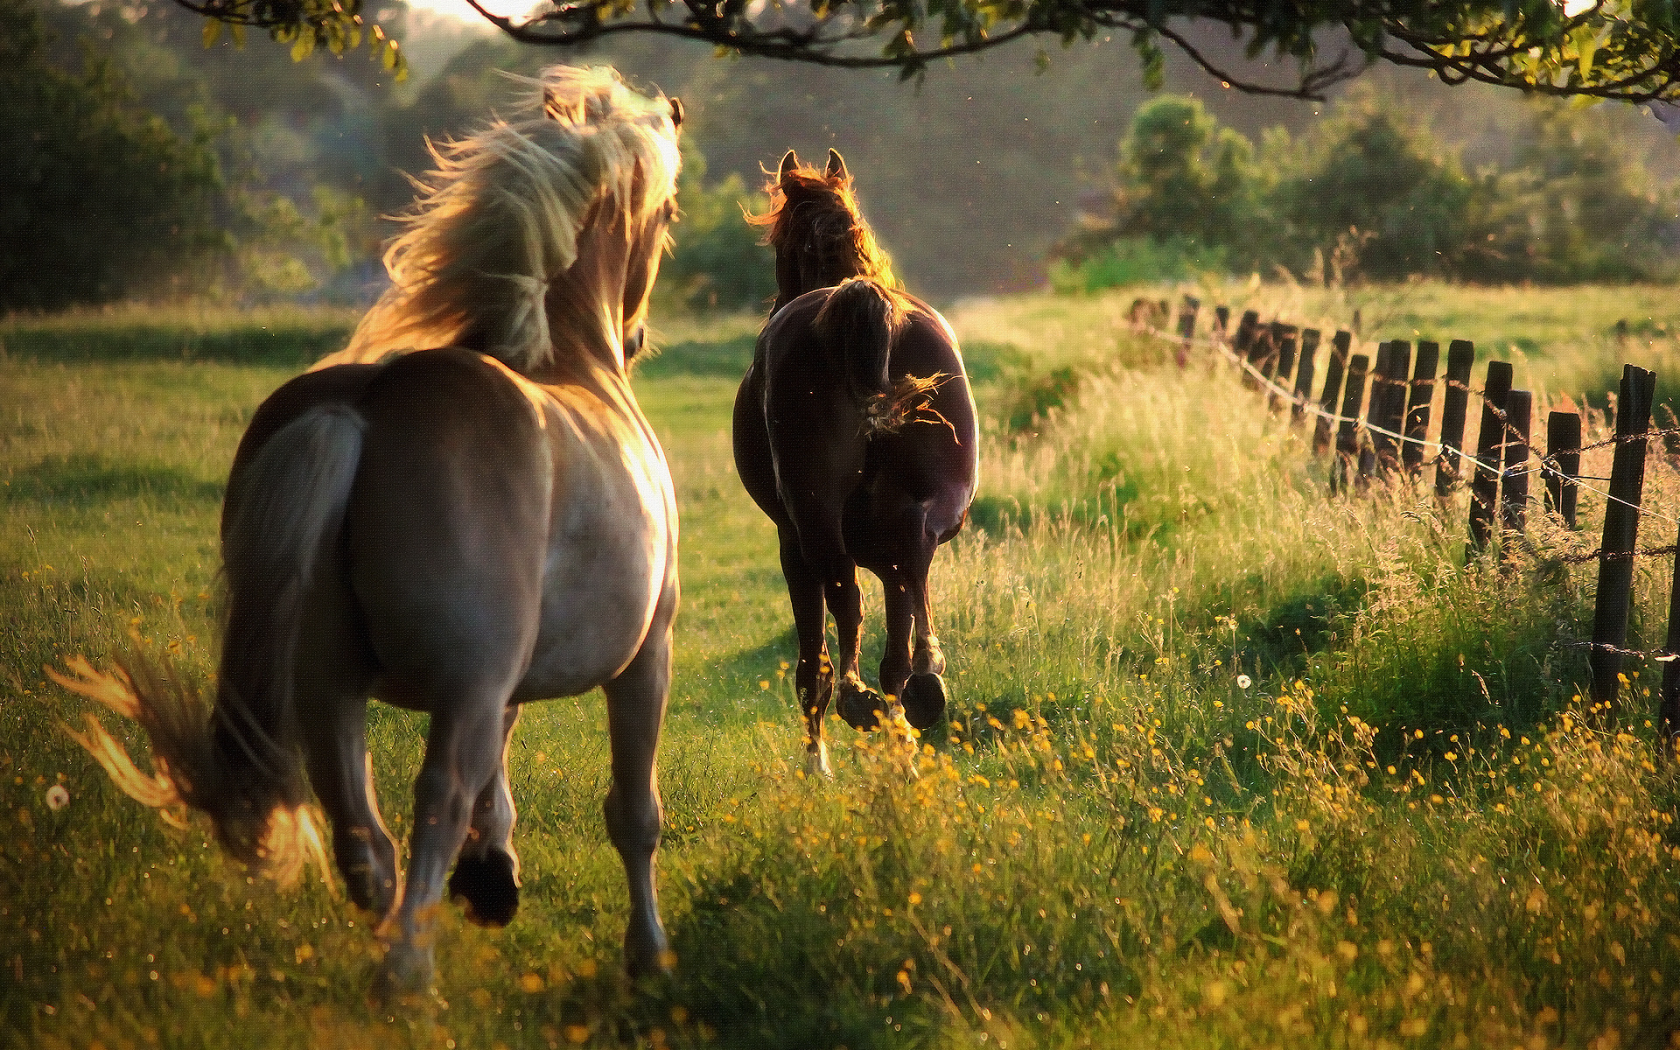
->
[1136,311,1680,529]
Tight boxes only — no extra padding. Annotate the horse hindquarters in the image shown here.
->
[343,349,555,992]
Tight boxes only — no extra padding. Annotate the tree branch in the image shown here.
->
[171,0,1680,103]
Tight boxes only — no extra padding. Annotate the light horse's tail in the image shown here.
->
[813,277,942,436]
[52,405,366,888]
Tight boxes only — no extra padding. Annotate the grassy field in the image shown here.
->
[4,284,1680,1049]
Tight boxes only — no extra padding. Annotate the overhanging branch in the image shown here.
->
[170,0,1680,103]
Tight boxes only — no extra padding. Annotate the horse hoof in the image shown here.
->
[901,672,948,730]
[836,683,886,731]
[448,850,521,927]
[625,921,674,982]
[345,862,398,919]
[372,943,437,1003]
[805,741,835,779]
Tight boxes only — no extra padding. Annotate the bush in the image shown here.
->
[1049,235,1229,293]
[657,143,778,314]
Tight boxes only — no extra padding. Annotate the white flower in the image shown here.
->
[45,785,69,811]
[1236,674,1253,690]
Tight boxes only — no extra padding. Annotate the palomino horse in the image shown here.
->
[54,66,685,994]
[733,149,978,777]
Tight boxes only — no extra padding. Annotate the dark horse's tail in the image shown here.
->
[813,277,936,435]
[52,405,365,888]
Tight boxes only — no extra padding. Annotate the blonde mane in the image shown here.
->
[323,66,681,374]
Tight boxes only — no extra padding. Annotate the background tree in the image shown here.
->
[1269,90,1479,280]
[655,141,778,313]
[1056,95,1261,284]
[14,0,1680,311]
[1058,85,1680,288]
[0,0,227,310]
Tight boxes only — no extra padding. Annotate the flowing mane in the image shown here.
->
[748,158,898,298]
[327,66,681,374]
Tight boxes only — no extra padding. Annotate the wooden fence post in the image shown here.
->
[1588,364,1658,720]
[1292,328,1321,425]
[1500,389,1533,547]
[1332,353,1371,495]
[1258,322,1283,391]
[1403,340,1439,475]
[1467,361,1514,554]
[1237,311,1263,388]
[1545,410,1582,529]
[1373,341,1412,474]
[1176,295,1200,368]
[1435,340,1476,499]
[1270,325,1298,412]
[1314,331,1352,457]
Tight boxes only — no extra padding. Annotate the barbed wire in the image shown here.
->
[1132,313,1680,529]
[1129,304,1680,677]
[1555,639,1680,661]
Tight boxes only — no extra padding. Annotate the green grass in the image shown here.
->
[5,290,1680,1049]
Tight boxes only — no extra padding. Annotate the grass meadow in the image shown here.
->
[5,282,1680,1048]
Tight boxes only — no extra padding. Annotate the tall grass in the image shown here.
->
[5,290,1680,1048]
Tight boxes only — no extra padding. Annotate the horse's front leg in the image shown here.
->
[448,704,522,927]
[601,616,674,979]
[779,528,835,776]
[377,694,513,998]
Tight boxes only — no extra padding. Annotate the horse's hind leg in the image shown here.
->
[448,704,522,927]
[868,508,946,731]
[602,622,674,979]
[780,528,835,776]
[379,693,517,995]
[828,561,889,732]
[792,525,882,734]
[886,534,948,732]
[298,693,399,918]
[900,564,950,730]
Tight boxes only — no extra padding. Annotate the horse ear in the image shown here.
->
[668,96,684,128]
[779,150,799,182]
[826,149,848,181]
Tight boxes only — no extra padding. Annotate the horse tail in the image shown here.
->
[814,277,904,432]
[53,404,365,888]
[814,277,947,436]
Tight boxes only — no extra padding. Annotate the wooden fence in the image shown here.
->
[1143,295,1680,755]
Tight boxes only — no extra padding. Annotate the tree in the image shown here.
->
[1102,96,1257,247]
[1053,94,1259,284]
[656,141,777,312]
[167,0,1680,103]
[1058,86,1680,288]
[1270,91,1478,280]
[0,0,227,310]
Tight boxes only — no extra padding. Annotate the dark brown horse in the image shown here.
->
[733,149,978,776]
